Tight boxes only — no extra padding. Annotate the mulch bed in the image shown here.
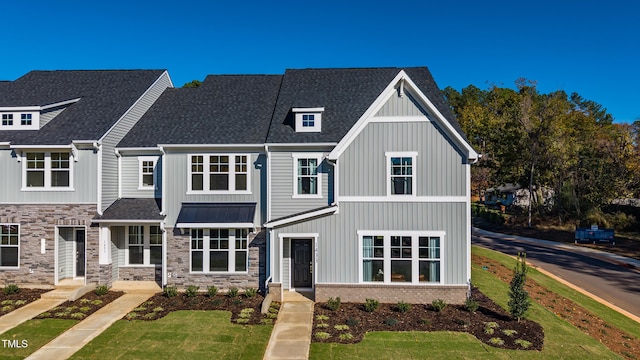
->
[36,291,124,320]
[0,287,50,316]
[313,287,544,351]
[122,293,272,324]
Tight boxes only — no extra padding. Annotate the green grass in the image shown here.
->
[309,246,625,359]
[473,245,640,340]
[0,319,78,359]
[69,310,272,360]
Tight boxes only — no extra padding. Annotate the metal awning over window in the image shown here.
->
[175,202,256,228]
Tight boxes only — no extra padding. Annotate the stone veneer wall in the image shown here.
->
[0,204,99,286]
[118,266,161,282]
[315,284,468,305]
[165,229,266,292]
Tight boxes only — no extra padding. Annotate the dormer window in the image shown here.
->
[292,107,324,133]
[21,114,32,126]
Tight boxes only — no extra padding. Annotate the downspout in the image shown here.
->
[95,142,103,215]
[159,146,166,216]
[159,146,167,287]
[114,149,122,200]
[326,158,339,213]
[160,221,167,287]
[264,145,271,291]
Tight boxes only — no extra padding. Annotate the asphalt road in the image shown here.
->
[472,230,640,319]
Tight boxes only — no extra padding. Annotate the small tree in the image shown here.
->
[508,252,530,321]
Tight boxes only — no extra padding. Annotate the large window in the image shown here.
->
[360,231,442,284]
[386,152,417,196]
[23,152,73,190]
[188,154,250,193]
[292,153,322,198]
[190,229,249,273]
[126,225,163,266]
[0,224,19,268]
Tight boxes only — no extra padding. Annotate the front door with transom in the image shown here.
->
[291,239,312,288]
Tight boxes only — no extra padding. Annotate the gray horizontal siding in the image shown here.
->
[121,155,160,198]
[270,151,331,219]
[340,121,466,197]
[0,148,97,203]
[164,151,266,226]
[272,202,467,285]
[40,105,68,128]
[101,72,172,211]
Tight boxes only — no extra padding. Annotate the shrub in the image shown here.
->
[94,285,108,296]
[79,306,91,313]
[502,329,518,337]
[363,298,379,313]
[185,285,199,298]
[508,252,531,321]
[396,301,411,313]
[334,324,349,331]
[315,314,329,321]
[125,312,138,320]
[143,313,156,320]
[515,339,532,349]
[3,284,19,295]
[489,337,505,346]
[315,332,330,340]
[345,317,360,327]
[419,318,432,326]
[261,319,273,325]
[227,287,239,298]
[326,297,341,311]
[244,288,257,298]
[239,308,254,318]
[153,307,164,312]
[1,305,14,312]
[431,299,447,312]
[164,286,178,298]
[339,333,354,341]
[211,299,223,307]
[232,299,243,306]
[1,300,13,306]
[207,286,218,297]
[316,323,329,328]
[465,297,479,313]
[384,318,398,326]
[134,306,147,312]
[236,318,250,324]
[90,300,103,306]
[70,312,86,319]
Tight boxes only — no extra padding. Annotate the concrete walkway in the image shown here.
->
[0,282,93,336]
[25,282,159,360]
[263,291,315,360]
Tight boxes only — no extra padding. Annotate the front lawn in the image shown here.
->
[0,319,78,359]
[309,245,625,359]
[69,311,272,360]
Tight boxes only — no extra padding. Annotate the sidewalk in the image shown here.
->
[473,227,640,271]
[263,291,314,360]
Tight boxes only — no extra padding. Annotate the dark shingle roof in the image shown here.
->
[265,67,465,143]
[175,202,257,225]
[94,198,163,221]
[117,67,465,147]
[118,75,282,147]
[0,70,166,145]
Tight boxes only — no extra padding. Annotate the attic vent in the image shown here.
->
[292,107,324,133]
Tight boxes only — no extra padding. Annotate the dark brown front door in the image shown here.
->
[292,239,312,288]
[76,229,85,277]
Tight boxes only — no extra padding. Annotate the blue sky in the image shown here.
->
[1,1,638,122]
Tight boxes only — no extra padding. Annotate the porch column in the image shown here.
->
[98,226,111,265]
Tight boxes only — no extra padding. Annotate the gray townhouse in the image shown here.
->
[0,70,173,286]
[1,67,477,304]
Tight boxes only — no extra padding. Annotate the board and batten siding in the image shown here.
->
[101,72,172,212]
[339,121,467,198]
[272,202,467,286]
[375,91,425,117]
[270,151,332,219]
[0,149,98,203]
[163,151,266,227]
[120,155,161,198]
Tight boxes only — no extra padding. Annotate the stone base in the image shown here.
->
[315,283,468,304]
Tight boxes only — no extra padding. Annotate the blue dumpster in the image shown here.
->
[575,226,615,245]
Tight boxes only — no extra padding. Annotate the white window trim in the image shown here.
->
[292,107,324,133]
[186,153,252,194]
[138,156,157,190]
[0,111,39,130]
[189,229,249,274]
[357,230,445,285]
[21,151,75,191]
[385,151,417,198]
[123,225,162,267]
[0,223,20,269]
[292,153,323,199]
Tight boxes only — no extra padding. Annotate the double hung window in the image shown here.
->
[138,157,157,189]
[190,229,249,273]
[189,154,250,193]
[386,152,417,196]
[0,224,19,268]
[292,153,322,198]
[126,225,163,266]
[23,152,72,190]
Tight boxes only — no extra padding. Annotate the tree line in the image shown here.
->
[443,80,640,226]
